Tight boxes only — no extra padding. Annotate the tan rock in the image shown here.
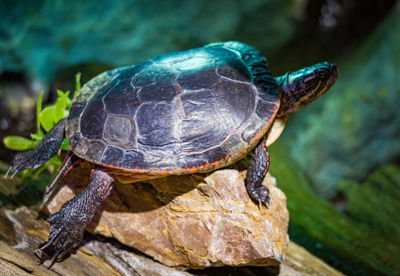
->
[0,206,342,275]
[44,167,289,268]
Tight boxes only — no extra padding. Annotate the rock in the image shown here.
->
[0,1,307,81]
[0,206,192,275]
[0,206,341,276]
[279,4,400,198]
[0,207,120,276]
[84,240,192,276]
[44,167,289,268]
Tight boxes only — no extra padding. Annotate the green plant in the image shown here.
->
[3,73,81,179]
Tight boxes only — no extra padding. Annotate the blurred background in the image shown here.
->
[0,0,399,275]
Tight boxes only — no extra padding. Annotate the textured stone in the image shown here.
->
[0,207,120,276]
[0,206,342,275]
[44,167,289,268]
[0,207,191,276]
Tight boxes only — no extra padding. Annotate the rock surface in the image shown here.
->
[0,206,343,275]
[0,207,190,276]
[44,167,289,268]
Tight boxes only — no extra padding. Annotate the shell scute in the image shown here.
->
[80,99,106,140]
[103,114,136,148]
[135,102,180,155]
[177,67,219,90]
[101,146,124,166]
[121,150,145,169]
[179,89,226,152]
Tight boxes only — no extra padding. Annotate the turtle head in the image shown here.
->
[276,62,338,116]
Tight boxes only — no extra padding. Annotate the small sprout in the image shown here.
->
[3,73,82,178]
[73,73,81,99]
[36,91,44,137]
[55,90,70,121]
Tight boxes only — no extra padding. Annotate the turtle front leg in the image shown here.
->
[5,118,67,178]
[40,168,114,268]
[245,141,270,207]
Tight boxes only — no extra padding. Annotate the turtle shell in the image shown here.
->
[66,41,280,176]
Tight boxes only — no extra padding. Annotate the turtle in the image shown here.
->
[5,41,337,266]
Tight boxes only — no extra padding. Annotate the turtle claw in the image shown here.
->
[40,227,62,251]
[3,165,13,179]
[4,151,37,179]
[48,249,62,269]
[257,198,269,210]
[9,168,20,179]
[4,165,21,179]
[249,185,270,208]
[40,202,86,267]
[46,244,71,269]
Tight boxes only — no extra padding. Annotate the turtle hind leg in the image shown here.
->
[245,141,270,207]
[5,118,67,178]
[45,151,82,195]
[40,167,114,268]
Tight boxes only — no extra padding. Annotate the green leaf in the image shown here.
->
[3,136,36,150]
[30,133,43,141]
[60,138,70,151]
[56,90,64,97]
[36,91,44,137]
[74,72,81,99]
[21,169,33,180]
[39,106,57,131]
[66,97,72,108]
[55,90,69,121]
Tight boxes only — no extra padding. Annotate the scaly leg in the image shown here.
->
[245,141,270,207]
[45,151,82,195]
[5,118,66,178]
[40,167,114,268]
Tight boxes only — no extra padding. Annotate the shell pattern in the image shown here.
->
[66,41,280,175]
